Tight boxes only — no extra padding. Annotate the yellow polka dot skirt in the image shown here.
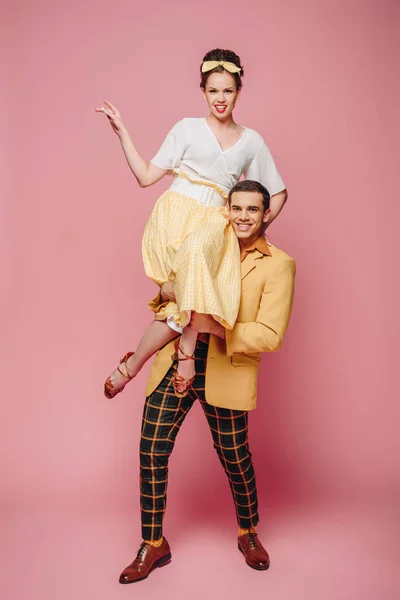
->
[142,190,241,329]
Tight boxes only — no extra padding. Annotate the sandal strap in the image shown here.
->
[117,352,135,380]
[174,371,195,386]
[174,370,195,397]
[117,364,132,380]
[177,345,195,362]
[105,378,119,396]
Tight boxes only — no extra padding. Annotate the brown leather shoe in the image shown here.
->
[119,538,171,584]
[238,533,270,570]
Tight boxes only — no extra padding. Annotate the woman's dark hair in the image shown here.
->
[228,180,270,211]
[200,48,244,91]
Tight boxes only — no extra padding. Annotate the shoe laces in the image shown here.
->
[247,532,259,550]
[134,542,148,562]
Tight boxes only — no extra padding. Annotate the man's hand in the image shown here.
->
[160,281,176,303]
[189,313,225,339]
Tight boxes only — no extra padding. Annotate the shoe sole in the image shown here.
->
[119,552,172,584]
[238,544,270,571]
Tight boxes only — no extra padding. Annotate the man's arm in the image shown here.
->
[225,259,295,356]
[189,258,295,355]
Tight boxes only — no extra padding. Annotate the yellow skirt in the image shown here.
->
[142,190,241,329]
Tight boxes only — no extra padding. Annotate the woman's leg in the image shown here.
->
[170,214,239,394]
[176,325,198,382]
[105,320,179,396]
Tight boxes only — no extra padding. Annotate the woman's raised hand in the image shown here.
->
[95,99,162,186]
[95,100,126,136]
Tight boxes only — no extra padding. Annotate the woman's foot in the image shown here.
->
[104,352,136,399]
[177,346,196,381]
[173,344,195,398]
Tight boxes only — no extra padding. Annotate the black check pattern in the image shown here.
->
[140,339,259,541]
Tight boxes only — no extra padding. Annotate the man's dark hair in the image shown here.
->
[228,180,270,211]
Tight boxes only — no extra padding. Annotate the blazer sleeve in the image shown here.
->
[225,259,296,355]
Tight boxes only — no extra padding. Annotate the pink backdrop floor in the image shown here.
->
[3,503,399,599]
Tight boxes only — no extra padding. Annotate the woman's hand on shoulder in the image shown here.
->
[95,100,127,137]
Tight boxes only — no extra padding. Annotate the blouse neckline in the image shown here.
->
[203,118,247,154]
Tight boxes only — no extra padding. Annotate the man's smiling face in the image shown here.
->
[228,191,271,247]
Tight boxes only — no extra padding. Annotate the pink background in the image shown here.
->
[2,0,399,598]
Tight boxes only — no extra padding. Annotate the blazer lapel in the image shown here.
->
[241,252,257,280]
[241,249,265,280]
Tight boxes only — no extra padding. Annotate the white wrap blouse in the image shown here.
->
[151,117,285,198]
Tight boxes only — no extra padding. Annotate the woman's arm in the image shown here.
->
[96,100,168,187]
[117,128,168,187]
[267,189,288,225]
[244,141,288,225]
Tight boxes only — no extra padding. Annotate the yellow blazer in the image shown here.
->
[146,244,296,411]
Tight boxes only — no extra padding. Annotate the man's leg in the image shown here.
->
[199,401,259,531]
[191,338,270,570]
[119,365,195,584]
[140,365,195,542]
[199,400,270,570]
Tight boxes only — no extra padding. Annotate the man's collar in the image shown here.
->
[240,235,272,261]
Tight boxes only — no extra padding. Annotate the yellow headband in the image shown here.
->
[201,60,242,74]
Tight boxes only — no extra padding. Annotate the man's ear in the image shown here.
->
[263,208,272,224]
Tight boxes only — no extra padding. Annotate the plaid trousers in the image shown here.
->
[140,339,259,542]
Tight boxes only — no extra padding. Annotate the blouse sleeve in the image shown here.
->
[150,119,188,170]
[244,141,286,196]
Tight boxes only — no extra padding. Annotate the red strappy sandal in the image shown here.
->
[104,352,135,399]
[173,343,195,399]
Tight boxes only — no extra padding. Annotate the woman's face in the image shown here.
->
[202,71,240,121]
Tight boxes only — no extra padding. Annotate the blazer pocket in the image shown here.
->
[231,353,261,367]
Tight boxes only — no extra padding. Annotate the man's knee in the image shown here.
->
[140,438,171,468]
[213,440,253,470]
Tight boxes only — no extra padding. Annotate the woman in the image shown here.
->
[96,48,287,398]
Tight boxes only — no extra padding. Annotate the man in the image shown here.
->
[119,180,296,584]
